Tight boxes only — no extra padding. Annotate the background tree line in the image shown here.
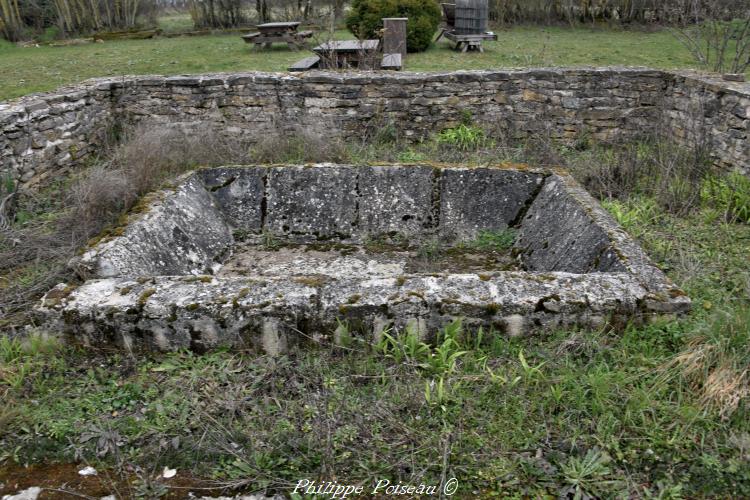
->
[1,0,748,54]
[0,0,346,41]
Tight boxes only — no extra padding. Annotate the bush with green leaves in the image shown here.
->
[346,0,441,53]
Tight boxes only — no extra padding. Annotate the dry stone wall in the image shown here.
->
[1,68,749,189]
[0,84,113,188]
[663,72,750,174]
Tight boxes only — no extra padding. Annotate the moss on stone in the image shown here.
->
[138,288,156,306]
[183,275,213,283]
[294,276,328,287]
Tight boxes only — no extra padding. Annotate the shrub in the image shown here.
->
[346,0,441,53]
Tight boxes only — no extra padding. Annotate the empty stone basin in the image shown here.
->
[38,164,690,353]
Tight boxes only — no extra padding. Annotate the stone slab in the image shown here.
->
[38,271,650,352]
[199,166,265,231]
[514,174,622,273]
[265,164,358,239]
[357,165,435,238]
[439,167,546,240]
[75,174,234,278]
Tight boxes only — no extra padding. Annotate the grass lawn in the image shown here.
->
[0,24,724,102]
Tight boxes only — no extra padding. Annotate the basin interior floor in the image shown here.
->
[218,242,520,279]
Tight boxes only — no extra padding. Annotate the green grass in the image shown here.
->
[0,24,734,101]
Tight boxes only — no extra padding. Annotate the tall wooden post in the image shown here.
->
[383,17,408,57]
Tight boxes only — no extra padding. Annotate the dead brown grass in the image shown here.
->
[665,307,750,419]
[248,127,352,164]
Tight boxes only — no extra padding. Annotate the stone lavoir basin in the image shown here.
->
[38,163,690,353]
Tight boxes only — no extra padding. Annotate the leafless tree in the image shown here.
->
[190,0,245,28]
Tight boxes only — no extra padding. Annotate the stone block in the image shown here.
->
[439,167,545,240]
[357,165,435,238]
[515,174,623,273]
[199,166,266,232]
[265,165,358,238]
[76,174,233,278]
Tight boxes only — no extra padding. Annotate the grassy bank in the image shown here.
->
[0,25,719,101]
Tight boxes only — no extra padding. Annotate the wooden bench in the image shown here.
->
[288,55,321,72]
[241,32,261,43]
[381,53,402,70]
[241,22,313,50]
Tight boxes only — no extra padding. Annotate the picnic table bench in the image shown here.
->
[313,40,381,69]
[241,22,313,50]
[289,40,402,71]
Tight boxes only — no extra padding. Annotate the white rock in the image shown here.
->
[2,486,42,500]
[78,465,97,476]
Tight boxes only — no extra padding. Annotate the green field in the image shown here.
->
[0,25,718,101]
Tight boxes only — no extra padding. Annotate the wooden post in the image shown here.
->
[382,17,407,58]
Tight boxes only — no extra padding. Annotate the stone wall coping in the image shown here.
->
[3,66,749,109]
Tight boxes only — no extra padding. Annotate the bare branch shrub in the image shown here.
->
[249,127,352,163]
[110,124,249,192]
[66,166,134,240]
[189,0,247,28]
[563,136,712,216]
[669,0,750,74]
[0,124,252,326]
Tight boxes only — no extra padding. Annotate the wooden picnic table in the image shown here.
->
[242,21,313,50]
[312,40,381,69]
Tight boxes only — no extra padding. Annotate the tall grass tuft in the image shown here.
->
[665,307,750,419]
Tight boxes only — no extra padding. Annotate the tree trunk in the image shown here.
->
[256,0,268,23]
[333,0,345,20]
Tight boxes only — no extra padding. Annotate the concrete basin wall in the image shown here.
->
[41,164,690,353]
[76,164,547,277]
